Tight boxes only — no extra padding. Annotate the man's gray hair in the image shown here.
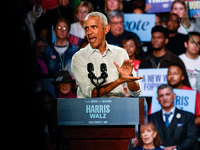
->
[107,10,124,22]
[157,84,174,95]
[84,11,108,27]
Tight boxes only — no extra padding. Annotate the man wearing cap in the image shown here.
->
[71,12,143,98]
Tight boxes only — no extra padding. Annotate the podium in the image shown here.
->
[52,97,147,150]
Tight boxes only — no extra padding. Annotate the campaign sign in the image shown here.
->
[138,68,168,97]
[124,14,155,42]
[151,88,196,114]
[145,0,175,13]
[57,98,142,126]
[185,0,200,18]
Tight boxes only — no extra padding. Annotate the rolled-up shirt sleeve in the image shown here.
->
[125,68,142,97]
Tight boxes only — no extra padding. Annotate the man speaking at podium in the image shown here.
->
[71,12,143,98]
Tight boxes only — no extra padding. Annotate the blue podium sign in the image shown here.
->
[57,98,147,126]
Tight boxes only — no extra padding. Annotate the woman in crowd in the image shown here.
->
[133,122,163,150]
[120,36,143,72]
[69,1,94,40]
[51,70,77,98]
[120,36,143,97]
[42,18,78,78]
[104,0,123,15]
[170,0,195,34]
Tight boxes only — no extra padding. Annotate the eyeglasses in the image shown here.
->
[110,21,124,25]
[57,26,68,31]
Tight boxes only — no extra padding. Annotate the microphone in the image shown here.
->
[87,63,96,80]
[100,63,108,80]
[87,63,94,72]
[100,63,107,72]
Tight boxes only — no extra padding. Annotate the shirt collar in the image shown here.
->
[88,41,113,56]
[162,106,175,115]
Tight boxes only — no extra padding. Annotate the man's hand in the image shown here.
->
[114,59,143,83]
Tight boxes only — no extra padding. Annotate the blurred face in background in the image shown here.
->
[77,6,89,23]
[151,32,168,50]
[140,124,157,146]
[155,15,162,26]
[166,14,179,33]
[54,21,69,39]
[35,41,47,58]
[122,39,136,59]
[171,2,186,18]
[184,35,200,56]
[133,8,143,14]
[107,0,119,12]
[109,16,124,37]
[59,82,71,95]
[58,0,69,7]
[167,66,184,88]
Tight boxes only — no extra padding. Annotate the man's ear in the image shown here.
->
[157,97,161,104]
[165,38,169,45]
[184,41,188,49]
[104,25,110,35]
[173,93,176,100]
[153,131,157,138]
[181,75,185,81]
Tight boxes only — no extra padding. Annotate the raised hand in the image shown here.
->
[114,59,143,83]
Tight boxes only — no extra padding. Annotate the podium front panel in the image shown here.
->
[57,98,140,126]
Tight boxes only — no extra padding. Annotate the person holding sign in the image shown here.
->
[167,63,200,126]
[149,84,199,150]
[71,12,143,98]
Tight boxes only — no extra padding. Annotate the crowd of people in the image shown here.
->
[9,0,200,149]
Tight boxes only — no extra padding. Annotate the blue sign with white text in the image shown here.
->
[124,14,155,42]
[145,0,175,13]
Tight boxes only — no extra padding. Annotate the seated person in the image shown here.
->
[51,70,77,98]
[149,84,199,150]
[167,63,200,126]
[133,122,163,150]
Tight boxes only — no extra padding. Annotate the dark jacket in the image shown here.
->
[148,108,199,150]
[42,43,77,78]
[139,50,191,87]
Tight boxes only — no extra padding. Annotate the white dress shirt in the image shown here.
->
[71,42,141,98]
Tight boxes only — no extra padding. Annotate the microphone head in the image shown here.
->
[87,63,94,72]
[100,63,107,72]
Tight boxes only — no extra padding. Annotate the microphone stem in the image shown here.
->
[96,78,100,97]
